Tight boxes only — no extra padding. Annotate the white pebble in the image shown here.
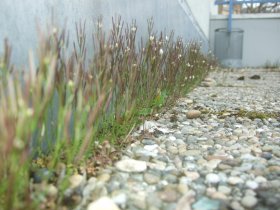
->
[168,136,176,141]
[206,173,221,184]
[144,145,158,151]
[246,180,259,190]
[87,197,120,210]
[115,159,147,173]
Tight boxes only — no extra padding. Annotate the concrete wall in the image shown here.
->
[185,0,210,38]
[0,0,209,67]
[210,14,280,67]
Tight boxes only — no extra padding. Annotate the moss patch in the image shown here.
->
[200,109,279,120]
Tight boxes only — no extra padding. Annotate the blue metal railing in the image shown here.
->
[215,0,280,32]
[216,0,280,4]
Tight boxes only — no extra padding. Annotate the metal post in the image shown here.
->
[228,0,234,32]
[215,0,280,31]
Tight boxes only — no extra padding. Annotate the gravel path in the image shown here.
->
[68,69,280,210]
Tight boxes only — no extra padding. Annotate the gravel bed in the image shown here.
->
[61,69,280,210]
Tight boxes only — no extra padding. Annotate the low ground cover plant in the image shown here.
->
[0,18,215,209]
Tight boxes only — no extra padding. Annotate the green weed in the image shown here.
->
[0,18,215,209]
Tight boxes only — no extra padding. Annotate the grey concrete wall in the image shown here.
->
[0,0,209,67]
[210,14,280,67]
[186,0,210,38]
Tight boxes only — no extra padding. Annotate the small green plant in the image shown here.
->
[200,108,279,120]
[264,61,280,69]
[236,110,280,120]
[0,17,215,209]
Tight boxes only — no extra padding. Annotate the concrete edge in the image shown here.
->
[211,13,280,20]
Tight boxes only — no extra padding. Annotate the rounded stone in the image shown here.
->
[222,159,241,167]
[218,185,231,195]
[206,187,216,195]
[241,195,258,208]
[203,159,221,170]
[97,173,111,182]
[164,174,178,184]
[184,150,201,156]
[245,180,259,190]
[211,192,228,200]
[129,192,147,209]
[177,184,189,194]
[245,189,257,197]
[69,174,86,189]
[144,145,159,152]
[228,176,244,185]
[184,171,200,180]
[142,139,156,145]
[46,184,58,198]
[115,159,147,173]
[272,149,280,157]
[83,181,107,200]
[146,193,162,209]
[111,191,127,207]
[158,188,180,203]
[144,173,160,184]
[230,201,244,210]
[255,176,267,183]
[262,145,273,152]
[176,190,196,210]
[87,197,120,210]
[192,196,220,210]
[186,110,201,119]
[268,165,280,172]
[206,153,229,161]
[185,99,194,104]
[261,152,273,160]
[205,173,221,184]
[218,164,232,170]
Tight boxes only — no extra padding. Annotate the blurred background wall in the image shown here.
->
[0,0,210,66]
